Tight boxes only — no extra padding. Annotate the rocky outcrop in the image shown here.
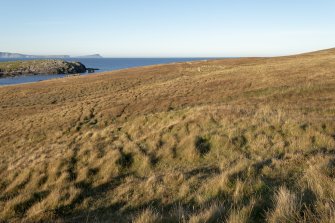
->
[0,60,87,77]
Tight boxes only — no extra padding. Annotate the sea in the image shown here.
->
[0,58,213,86]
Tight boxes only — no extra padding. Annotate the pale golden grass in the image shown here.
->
[226,200,255,223]
[133,208,160,223]
[267,187,299,223]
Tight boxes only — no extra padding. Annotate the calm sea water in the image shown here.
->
[0,58,213,86]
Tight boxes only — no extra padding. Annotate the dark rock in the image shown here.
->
[87,68,100,73]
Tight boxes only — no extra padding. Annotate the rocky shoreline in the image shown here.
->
[0,60,87,78]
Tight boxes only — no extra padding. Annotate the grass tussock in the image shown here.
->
[133,208,161,223]
[0,48,334,222]
[267,187,299,222]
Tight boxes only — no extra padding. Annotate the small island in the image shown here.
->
[78,54,103,58]
[0,60,87,78]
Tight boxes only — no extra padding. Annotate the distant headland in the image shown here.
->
[77,54,103,59]
[0,52,103,59]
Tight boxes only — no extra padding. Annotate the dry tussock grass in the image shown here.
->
[0,48,334,222]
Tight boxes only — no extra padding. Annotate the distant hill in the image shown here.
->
[0,52,103,59]
[0,52,70,59]
[77,54,103,58]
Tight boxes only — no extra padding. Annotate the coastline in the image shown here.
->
[0,58,216,87]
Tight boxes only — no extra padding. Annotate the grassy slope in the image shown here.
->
[0,49,334,222]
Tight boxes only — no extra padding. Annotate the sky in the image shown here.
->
[1,0,335,57]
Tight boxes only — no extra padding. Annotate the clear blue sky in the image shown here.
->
[1,0,334,57]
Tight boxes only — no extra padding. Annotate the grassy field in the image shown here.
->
[0,48,334,222]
